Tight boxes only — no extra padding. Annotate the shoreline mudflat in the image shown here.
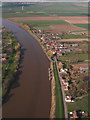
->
[2,20,51,118]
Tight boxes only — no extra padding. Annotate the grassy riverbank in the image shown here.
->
[53,62,65,118]
[2,29,21,98]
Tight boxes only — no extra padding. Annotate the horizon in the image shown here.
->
[1,0,89,2]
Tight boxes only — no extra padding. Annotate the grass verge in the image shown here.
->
[53,61,65,118]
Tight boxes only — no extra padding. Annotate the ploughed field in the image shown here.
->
[47,24,86,32]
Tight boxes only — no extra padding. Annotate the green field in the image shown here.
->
[67,95,89,113]
[74,24,89,29]
[57,53,88,62]
[2,2,88,13]
[17,20,69,29]
[60,34,88,39]
[2,12,89,18]
[53,62,65,118]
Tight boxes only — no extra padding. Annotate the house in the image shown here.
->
[73,110,78,118]
[1,57,6,61]
[39,29,42,33]
[51,50,56,55]
[41,37,45,41]
[64,85,68,91]
[61,68,67,73]
[70,70,76,74]
[62,79,69,86]
[80,67,89,71]
[57,51,62,56]
[71,44,79,47]
[64,68,68,71]
[65,96,75,102]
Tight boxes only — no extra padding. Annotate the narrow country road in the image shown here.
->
[2,20,51,118]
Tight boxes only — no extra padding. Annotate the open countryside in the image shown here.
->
[2,2,89,119]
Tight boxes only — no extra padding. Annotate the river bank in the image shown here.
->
[2,28,21,100]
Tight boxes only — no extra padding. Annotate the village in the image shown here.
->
[1,25,89,118]
[32,28,88,56]
[31,28,89,118]
[1,1,89,119]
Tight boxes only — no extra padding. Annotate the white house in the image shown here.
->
[65,96,75,102]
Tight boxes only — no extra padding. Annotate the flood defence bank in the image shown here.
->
[2,20,51,118]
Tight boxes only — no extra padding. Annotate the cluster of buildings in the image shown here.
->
[1,28,11,63]
[32,29,84,57]
[58,61,89,103]
[68,110,88,119]
[32,28,89,118]
[58,65,75,103]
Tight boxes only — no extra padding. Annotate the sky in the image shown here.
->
[1,0,89,2]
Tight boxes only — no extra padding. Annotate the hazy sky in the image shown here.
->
[1,0,89,2]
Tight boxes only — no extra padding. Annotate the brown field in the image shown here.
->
[46,24,86,32]
[8,16,88,24]
[58,38,88,42]
[72,63,88,69]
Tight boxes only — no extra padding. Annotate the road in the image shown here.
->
[2,20,51,118]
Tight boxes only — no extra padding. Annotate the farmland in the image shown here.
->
[2,2,89,119]
[15,20,88,33]
[17,20,69,30]
[74,24,90,31]
[17,20,69,25]
[47,24,86,32]
[60,34,88,39]
[57,53,88,62]
[2,12,89,18]
[2,2,88,13]
[7,16,88,24]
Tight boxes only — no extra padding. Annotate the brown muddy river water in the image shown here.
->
[2,20,51,118]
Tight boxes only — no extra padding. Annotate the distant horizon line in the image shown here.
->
[0,0,89,2]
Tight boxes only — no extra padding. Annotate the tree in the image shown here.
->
[58,62,63,69]
[63,63,66,69]
[47,50,53,58]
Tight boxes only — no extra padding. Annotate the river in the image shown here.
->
[2,20,51,118]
